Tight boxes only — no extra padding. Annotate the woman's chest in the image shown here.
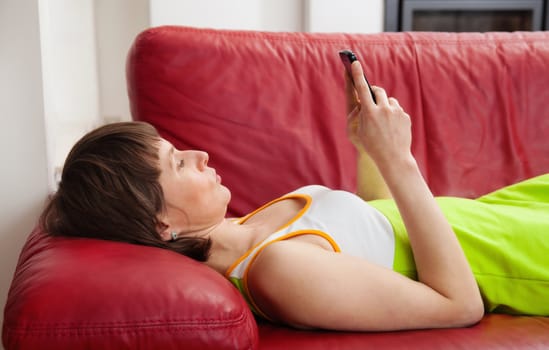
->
[242,197,333,251]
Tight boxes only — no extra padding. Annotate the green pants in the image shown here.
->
[369,174,549,316]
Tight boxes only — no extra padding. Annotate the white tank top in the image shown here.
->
[225,185,395,319]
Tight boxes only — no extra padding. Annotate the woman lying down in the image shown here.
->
[40,61,549,331]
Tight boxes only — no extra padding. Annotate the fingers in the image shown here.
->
[351,61,387,108]
[351,61,375,107]
[370,86,404,112]
[345,73,359,114]
[348,60,405,113]
[371,86,389,106]
[346,106,366,152]
[389,97,402,110]
[347,105,360,121]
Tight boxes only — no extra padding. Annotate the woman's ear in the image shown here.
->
[156,218,172,241]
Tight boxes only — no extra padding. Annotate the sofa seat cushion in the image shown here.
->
[258,314,549,349]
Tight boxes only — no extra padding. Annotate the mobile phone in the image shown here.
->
[339,49,376,104]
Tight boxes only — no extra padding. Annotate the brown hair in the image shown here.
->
[40,121,211,261]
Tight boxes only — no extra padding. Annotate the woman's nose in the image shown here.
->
[195,151,209,170]
[181,150,209,170]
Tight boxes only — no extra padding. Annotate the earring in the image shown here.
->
[170,231,178,241]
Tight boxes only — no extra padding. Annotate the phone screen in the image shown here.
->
[339,50,376,104]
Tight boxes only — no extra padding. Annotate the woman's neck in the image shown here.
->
[203,218,262,275]
[204,196,306,274]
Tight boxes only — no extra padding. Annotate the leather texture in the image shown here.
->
[258,315,549,349]
[3,228,258,350]
[128,27,549,218]
[3,26,549,349]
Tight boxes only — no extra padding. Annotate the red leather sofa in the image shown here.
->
[3,26,549,349]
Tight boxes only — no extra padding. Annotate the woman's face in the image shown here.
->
[156,138,231,239]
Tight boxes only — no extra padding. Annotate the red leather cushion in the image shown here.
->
[3,228,258,350]
[127,27,549,217]
[258,315,549,349]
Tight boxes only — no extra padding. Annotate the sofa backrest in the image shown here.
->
[127,26,549,217]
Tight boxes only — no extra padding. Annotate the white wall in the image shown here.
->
[39,0,102,189]
[95,0,149,124]
[0,1,50,347]
[149,0,384,33]
[305,0,384,33]
[149,0,304,31]
[40,0,149,189]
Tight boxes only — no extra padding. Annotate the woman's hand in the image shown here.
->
[346,61,413,171]
[345,64,392,200]
[345,73,366,153]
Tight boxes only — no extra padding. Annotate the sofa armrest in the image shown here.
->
[3,228,258,350]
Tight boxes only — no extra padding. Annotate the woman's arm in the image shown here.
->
[248,240,482,331]
[345,74,392,200]
[348,60,483,324]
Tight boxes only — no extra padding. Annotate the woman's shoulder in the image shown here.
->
[287,184,331,196]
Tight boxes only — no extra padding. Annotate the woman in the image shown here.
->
[41,61,548,331]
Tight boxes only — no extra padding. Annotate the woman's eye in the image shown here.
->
[177,159,184,169]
